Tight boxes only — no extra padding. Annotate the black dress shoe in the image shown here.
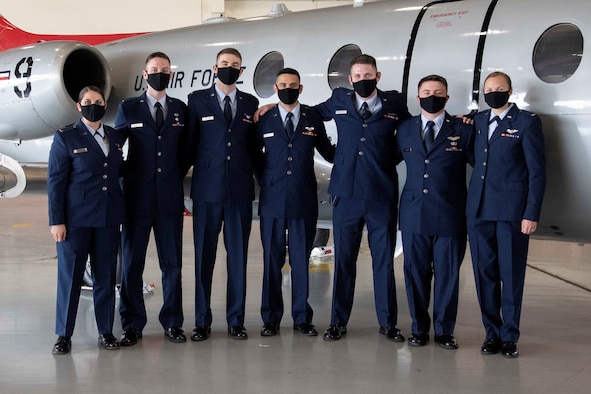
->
[191,326,211,342]
[52,336,71,355]
[323,325,347,341]
[98,334,120,350]
[260,323,280,337]
[481,338,501,355]
[435,334,458,350]
[293,323,318,336]
[407,333,429,347]
[164,327,187,343]
[502,342,519,358]
[228,326,248,340]
[379,326,405,342]
[120,329,142,347]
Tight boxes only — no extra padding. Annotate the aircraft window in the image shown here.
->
[533,23,583,84]
[328,44,362,89]
[254,51,284,98]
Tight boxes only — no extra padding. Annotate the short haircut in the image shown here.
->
[484,71,512,89]
[77,85,104,103]
[350,54,377,70]
[145,51,170,67]
[216,48,242,62]
[276,67,300,81]
[418,74,448,91]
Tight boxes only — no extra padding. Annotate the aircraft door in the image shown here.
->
[404,0,493,116]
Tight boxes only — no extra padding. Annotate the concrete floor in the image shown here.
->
[1,172,590,393]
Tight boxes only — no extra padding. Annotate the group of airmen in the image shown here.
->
[47,48,545,360]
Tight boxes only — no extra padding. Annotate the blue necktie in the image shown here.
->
[94,131,109,156]
[360,102,371,120]
[424,120,435,150]
[488,116,501,140]
[285,112,294,138]
[155,102,164,128]
[224,96,232,125]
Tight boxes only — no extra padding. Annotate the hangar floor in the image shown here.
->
[1,173,590,393]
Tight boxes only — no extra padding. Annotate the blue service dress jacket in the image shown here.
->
[256,104,335,219]
[114,92,187,218]
[185,85,260,204]
[315,87,411,202]
[48,119,125,227]
[48,119,125,338]
[397,113,474,236]
[466,105,546,222]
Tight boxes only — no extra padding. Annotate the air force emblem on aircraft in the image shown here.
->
[0,70,9,85]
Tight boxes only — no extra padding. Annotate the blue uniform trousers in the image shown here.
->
[468,217,528,343]
[331,197,398,327]
[55,226,119,337]
[402,232,465,336]
[193,201,252,327]
[260,216,316,325]
[119,214,184,331]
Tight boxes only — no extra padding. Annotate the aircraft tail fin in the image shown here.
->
[0,14,145,51]
[0,14,42,51]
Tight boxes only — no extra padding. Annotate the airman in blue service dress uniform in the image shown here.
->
[185,48,259,341]
[116,52,188,346]
[316,54,411,341]
[467,71,546,358]
[256,68,335,337]
[396,75,474,350]
[48,86,124,354]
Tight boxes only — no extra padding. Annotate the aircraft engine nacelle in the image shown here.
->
[0,154,26,198]
[0,41,111,141]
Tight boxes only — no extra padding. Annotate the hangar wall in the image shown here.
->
[2,1,376,34]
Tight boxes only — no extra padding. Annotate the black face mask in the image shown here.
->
[352,78,377,98]
[216,66,241,85]
[419,95,447,114]
[80,104,106,122]
[277,88,300,105]
[484,91,510,109]
[147,72,170,91]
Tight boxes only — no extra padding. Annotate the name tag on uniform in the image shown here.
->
[202,116,214,122]
[73,148,88,154]
[263,132,274,138]
[335,109,347,115]
[131,123,143,128]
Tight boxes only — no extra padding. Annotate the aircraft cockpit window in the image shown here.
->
[328,44,362,89]
[254,51,285,98]
[533,23,583,84]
